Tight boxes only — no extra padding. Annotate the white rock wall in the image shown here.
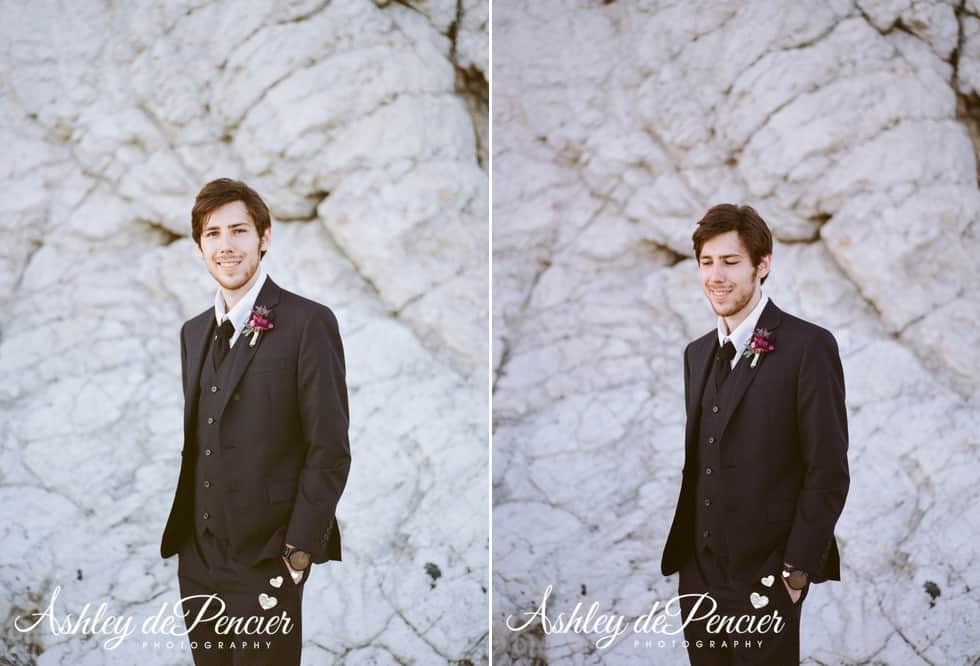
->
[493,1,980,664]
[0,0,488,664]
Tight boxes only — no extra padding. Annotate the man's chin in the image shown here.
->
[209,272,249,291]
[707,302,733,317]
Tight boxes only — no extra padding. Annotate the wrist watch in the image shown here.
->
[781,565,809,590]
[282,545,311,571]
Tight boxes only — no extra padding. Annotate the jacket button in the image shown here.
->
[204,480,211,488]
[207,417,215,424]
[204,449,212,456]
[707,436,715,444]
[703,529,710,538]
[211,385,218,393]
[203,512,210,520]
[705,467,712,475]
[704,498,711,507]
[711,405,719,413]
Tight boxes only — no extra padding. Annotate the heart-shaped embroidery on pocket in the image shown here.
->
[269,576,283,589]
[258,593,278,610]
[760,575,774,588]
[749,592,769,609]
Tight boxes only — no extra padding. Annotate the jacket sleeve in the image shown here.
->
[180,323,188,399]
[783,329,850,576]
[285,307,351,554]
[681,345,691,475]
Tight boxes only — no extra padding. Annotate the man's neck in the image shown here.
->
[722,288,762,335]
[220,269,261,313]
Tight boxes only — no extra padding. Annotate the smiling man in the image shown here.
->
[160,178,351,665]
[661,204,850,665]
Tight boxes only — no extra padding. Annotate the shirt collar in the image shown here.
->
[717,290,769,359]
[214,264,268,337]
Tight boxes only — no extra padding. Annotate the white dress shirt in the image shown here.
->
[716,291,770,370]
[213,265,269,348]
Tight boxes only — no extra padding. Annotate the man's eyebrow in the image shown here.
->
[203,221,251,230]
[700,253,743,259]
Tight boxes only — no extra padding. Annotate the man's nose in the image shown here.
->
[216,230,233,251]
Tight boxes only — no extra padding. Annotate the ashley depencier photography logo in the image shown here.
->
[504,585,786,651]
[12,585,295,651]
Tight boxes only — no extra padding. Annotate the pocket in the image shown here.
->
[267,480,296,504]
[767,500,795,522]
[225,487,257,507]
[250,357,289,375]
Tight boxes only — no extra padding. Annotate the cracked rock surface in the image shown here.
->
[493,1,979,664]
[0,1,488,664]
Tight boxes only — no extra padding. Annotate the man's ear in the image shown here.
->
[259,227,271,253]
[758,254,772,280]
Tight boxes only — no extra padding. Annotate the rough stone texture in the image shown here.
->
[493,1,980,664]
[0,1,487,664]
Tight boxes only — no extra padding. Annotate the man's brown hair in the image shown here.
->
[692,204,773,284]
[191,178,271,259]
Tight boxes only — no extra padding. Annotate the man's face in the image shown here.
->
[197,201,270,292]
[697,230,770,319]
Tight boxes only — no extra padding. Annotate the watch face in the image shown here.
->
[288,550,311,570]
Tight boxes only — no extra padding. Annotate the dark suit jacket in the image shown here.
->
[661,300,849,584]
[161,277,351,566]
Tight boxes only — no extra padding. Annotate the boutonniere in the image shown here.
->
[244,305,275,347]
[743,327,774,368]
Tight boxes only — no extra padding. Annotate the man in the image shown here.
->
[160,178,351,665]
[661,204,849,665]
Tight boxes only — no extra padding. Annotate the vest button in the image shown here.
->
[708,436,715,444]
[211,386,218,393]
[204,480,211,488]
[204,449,212,456]
[203,512,210,520]
[703,530,710,538]
[705,467,712,475]
[712,405,719,413]
[207,417,215,424]
[704,498,711,506]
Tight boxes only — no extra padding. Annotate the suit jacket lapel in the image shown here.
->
[684,334,716,456]
[216,277,283,416]
[715,299,783,437]
[183,312,215,437]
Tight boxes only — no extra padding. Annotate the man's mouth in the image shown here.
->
[709,287,732,297]
[216,257,242,268]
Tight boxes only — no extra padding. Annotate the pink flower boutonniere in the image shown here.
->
[244,305,275,347]
[743,327,774,368]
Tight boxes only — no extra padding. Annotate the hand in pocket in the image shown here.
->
[781,576,803,604]
[282,557,304,585]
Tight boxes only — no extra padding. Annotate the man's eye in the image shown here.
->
[725,260,739,265]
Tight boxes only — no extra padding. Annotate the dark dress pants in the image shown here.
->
[177,531,309,666]
[678,547,809,666]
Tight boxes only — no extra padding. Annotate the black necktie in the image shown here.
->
[213,319,236,370]
[715,340,736,390]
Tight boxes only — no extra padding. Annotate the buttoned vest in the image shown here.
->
[692,343,744,555]
[192,326,247,539]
